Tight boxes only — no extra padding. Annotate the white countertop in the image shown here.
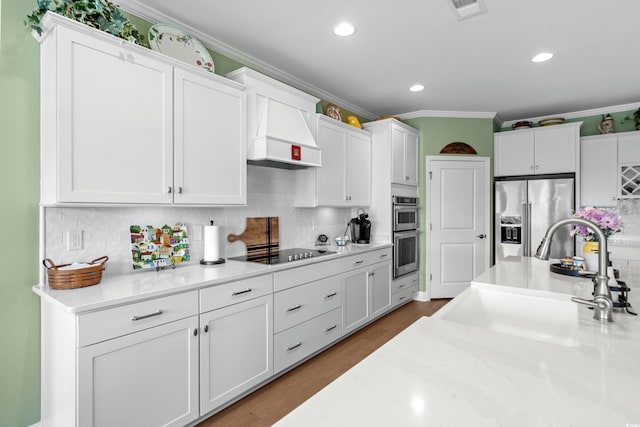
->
[34,243,391,313]
[276,257,640,426]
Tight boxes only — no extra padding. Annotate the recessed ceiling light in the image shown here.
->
[532,52,554,63]
[409,84,425,92]
[334,22,355,37]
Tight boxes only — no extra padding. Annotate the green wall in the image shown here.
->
[402,117,496,294]
[0,0,41,425]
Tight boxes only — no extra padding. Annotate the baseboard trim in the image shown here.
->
[414,291,430,302]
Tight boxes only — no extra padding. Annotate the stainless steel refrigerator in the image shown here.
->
[495,174,575,262]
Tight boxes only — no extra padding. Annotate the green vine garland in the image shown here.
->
[26,0,144,45]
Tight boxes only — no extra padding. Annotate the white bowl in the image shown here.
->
[335,236,350,246]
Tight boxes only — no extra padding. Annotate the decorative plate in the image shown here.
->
[325,104,342,121]
[130,223,190,270]
[148,23,214,73]
[440,142,477,154]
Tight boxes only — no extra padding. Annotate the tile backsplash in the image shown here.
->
[44,166,354,277]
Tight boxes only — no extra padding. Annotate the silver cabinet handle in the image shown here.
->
[193,328,198,336]
[286,342,302,351]
[232,288,252,296]
[535,165,539,170]
[405,176,409,180]
[398,296,406,301]
[353,260,364,265]
[379,253,388,258]
[477,234,486,239]
[131,310,163,321]
[204,325,208,333]
[167,186,172,194]
[324,292,337,299]
[398,283,406,289]
[178,187,183,194]
[286,304,302,312]
[324,324,337,332]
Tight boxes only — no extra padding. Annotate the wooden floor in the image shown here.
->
[196,299,451,427]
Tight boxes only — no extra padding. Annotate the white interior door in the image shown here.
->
[427,156,490,299]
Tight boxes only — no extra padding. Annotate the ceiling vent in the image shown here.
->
[449,0,487,20]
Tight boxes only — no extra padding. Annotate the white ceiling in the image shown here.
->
[118,0,640,122]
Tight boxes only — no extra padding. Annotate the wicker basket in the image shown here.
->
[43,256,109,290]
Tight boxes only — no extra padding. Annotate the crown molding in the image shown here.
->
[116,0,377,119]
[500,102,640,129]
[398,110,497,120]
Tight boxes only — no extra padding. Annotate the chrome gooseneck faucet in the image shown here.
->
[535,217,613,322]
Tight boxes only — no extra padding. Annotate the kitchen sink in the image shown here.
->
[433,283,580,347]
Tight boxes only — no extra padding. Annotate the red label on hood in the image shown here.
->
[291,145,301,161]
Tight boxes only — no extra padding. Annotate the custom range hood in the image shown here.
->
[226,67,322,169]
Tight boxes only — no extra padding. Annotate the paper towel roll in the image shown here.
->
[203,224,220,262]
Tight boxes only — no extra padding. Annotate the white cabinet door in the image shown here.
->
[391,124,419,185]
[200,294,273,415]
[77,316,199,427]
[534,125,576,174]
[581,136,617,207]
[494,131,535,176]
[55,27,174,203]
[342,266,370,334]
[174,68,246,205]
[347,130,372,206]
[618,133,640,163]
[391,125,407,184]
[404,130,419,186]
[370,261,392,319]
[316,118,348,205]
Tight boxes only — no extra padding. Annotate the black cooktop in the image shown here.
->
[229,248,334,265]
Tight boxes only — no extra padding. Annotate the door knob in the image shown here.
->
[477,233,487,239]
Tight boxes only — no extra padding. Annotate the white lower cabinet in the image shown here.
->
[342,248,393,335]
[78,316,200,427]
[199,294,273,414]
[273,261,343,373]
[274,307,343,373]
[38,248,403,426]
[391,273,419,309]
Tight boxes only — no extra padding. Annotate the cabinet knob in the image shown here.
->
[405,176,409,180]
[612,196,617,201]
[193,328,198,336]
[535,165,539,170]
[204,325,209,333]
[178,187,183,194]
[477,233,487,239]
[168,186,172,194]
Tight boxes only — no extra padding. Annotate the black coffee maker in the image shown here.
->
[348,209,371,244]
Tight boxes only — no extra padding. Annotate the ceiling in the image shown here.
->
[118,0,640,123]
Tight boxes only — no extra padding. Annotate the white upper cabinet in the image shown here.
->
[38,13,246,205]
[391,125,419,185]
[295,115,371,207]
[494,122,581,177]
[174,68,246,205]
[580,134,618,207]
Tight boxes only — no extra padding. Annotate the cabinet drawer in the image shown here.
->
[392,285,418,308]
[274,307,342,374]
[392,274,418,295]
[78,291,198,347]
[341,248,392,273]
[274,259,341,292]
[200,275,272,312]
[274,275,342,333]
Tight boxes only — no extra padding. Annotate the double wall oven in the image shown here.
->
[392,196,418,278]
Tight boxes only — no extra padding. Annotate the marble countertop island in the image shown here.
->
[276,257,640,426]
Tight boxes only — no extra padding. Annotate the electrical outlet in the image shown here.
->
[66,230,83,251]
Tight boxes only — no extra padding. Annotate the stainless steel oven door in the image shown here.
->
[393,205,418,231]
[393,230,418,278]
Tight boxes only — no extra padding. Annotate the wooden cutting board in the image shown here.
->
[227,217,279,257]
